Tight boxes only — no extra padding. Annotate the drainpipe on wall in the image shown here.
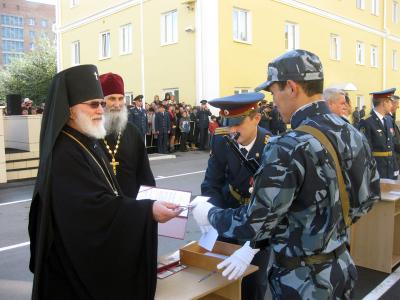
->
[383,0,387,88]
[55,0,62,71]
[140,0,145,98]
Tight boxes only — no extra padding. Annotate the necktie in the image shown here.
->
[240,147,248,158]
[383,118,388,135]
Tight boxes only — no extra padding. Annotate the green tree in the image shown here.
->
[0,38,56,106]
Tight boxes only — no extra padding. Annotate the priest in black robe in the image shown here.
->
[28,64,182,300]
[99,72,155,198]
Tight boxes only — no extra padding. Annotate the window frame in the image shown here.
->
[232,8,252,44]
[330,34,341,60]
[119,23,132,55]
[99,31,111,60]
[71,40,80,66]
[370,45,378,67]
[285,22,299,51]
[393,49,398,70]
[356,41,365,65]
[394,1,399,23]
[356,0,365,10]
[160,10,178,46]
[371,0,379,15]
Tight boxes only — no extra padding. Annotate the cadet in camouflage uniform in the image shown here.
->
[193,49,380,300]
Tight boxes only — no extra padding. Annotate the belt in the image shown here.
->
[275,243,348,270]
[372,151,393,157]
[229,184,250,205]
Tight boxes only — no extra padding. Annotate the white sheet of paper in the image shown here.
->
[137,186,191,217]
[389,191,400,196]
[204,252,228,260]
[198,227,218,251]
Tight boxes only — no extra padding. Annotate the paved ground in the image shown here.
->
[0,150,399,299]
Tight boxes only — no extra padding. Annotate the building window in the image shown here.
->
[330,34,341,60]
[233,8,251,43]
[285,22,299,51]
[356,0,365,9]
[71,41,80,66]
[41,19,48,27]
[356,95,365,108]
[29,31,35,39]
[393,49,398,70]
[370,45,378,67]
[2,27,23,40]
[125,92,133,105]
[70,0,79,7]
[371,0,379,15]
[2,40,24,52]
[120,23,132,55]
[394,1,399,23]
[30,42,35,51]
[161,10,178,45]
[356,41,365,65]
[234,88,251,94]
[2,53,23,65]
[99,31,111,59]
[1,15,23,26]
[27,18,35,26]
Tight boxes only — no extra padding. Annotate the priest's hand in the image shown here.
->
[152,201,182,223]
[192,201,214,227]
[217,241,259,280]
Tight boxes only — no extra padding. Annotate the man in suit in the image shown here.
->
[358,88,398,179]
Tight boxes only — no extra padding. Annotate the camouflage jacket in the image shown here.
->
[208,101,380,257]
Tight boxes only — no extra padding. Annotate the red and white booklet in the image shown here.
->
[137,186,191,239]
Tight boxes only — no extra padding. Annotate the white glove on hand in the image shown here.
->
[190,196,210,208]
[217,241,259,280]
[192,201,214,227]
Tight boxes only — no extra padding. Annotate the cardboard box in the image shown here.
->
[180,241,243,272]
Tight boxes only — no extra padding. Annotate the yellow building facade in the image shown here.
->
[57,0,400,110]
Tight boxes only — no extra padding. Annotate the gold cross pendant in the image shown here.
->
[110,158,119,175]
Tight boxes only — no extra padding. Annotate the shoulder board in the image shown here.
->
[214,127,231,136]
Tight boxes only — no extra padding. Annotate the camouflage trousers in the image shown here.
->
[269,250,357,300]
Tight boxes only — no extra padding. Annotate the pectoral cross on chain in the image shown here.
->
[94,72,98,80]
[110,158,119,175]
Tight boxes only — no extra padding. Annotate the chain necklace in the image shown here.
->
[103,132,121,175]
[62,130,119,196]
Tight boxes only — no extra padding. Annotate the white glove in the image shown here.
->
[190,196,210,208]
[217,241,259,280]
[192,201,214,227]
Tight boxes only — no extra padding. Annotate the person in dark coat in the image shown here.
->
[99,72,155,198]
[155,105,171,154]
[388,95,400,171]
[197,99,212,150]
[128,94,147,141]
[28,65,181,300]
[196,92,272,300]
[358,88,398,179]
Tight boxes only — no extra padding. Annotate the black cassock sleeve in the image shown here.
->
[51,140,157,300]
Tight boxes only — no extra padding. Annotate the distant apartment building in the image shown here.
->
[0,0,55,67]
[57,0,400,109]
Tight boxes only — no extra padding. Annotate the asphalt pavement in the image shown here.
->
[0,150,399,299]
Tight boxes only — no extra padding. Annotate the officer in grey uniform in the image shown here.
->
[128,95,147,141]
[193,49,380,299]
[358,88,398,179]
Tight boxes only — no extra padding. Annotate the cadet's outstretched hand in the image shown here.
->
[192,201,214,227]
[217,241,259,280]
[152,201,182,223]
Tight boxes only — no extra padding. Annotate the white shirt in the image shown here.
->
[238,135,257,157]
[373,109,385,126]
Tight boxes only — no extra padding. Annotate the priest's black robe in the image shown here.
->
[100,122,155,198]
[30,126,158,300]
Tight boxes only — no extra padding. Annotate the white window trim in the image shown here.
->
[71,40,80,66]
[394,1,399,24]
[356,0,365,10]
[356,95,365,108]
[285,22,300,51]
[393,49,399,70]
[70,0,79,8]
[119,23,132,55]
[125,92,133,105]
[99,31,111,60]
[371,0,379,16]
[370,45,378,67]
[356,41,365,65]
[330,34,341,60]
[160,10,178,46]
[232,8,252,44]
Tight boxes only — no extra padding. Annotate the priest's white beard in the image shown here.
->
[104,105,128,135]
[75,110,107,139]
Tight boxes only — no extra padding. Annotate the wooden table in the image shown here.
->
[155,265,258,300]
[350,179,400,273]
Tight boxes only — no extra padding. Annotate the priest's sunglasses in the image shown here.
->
[82,100,107,109]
